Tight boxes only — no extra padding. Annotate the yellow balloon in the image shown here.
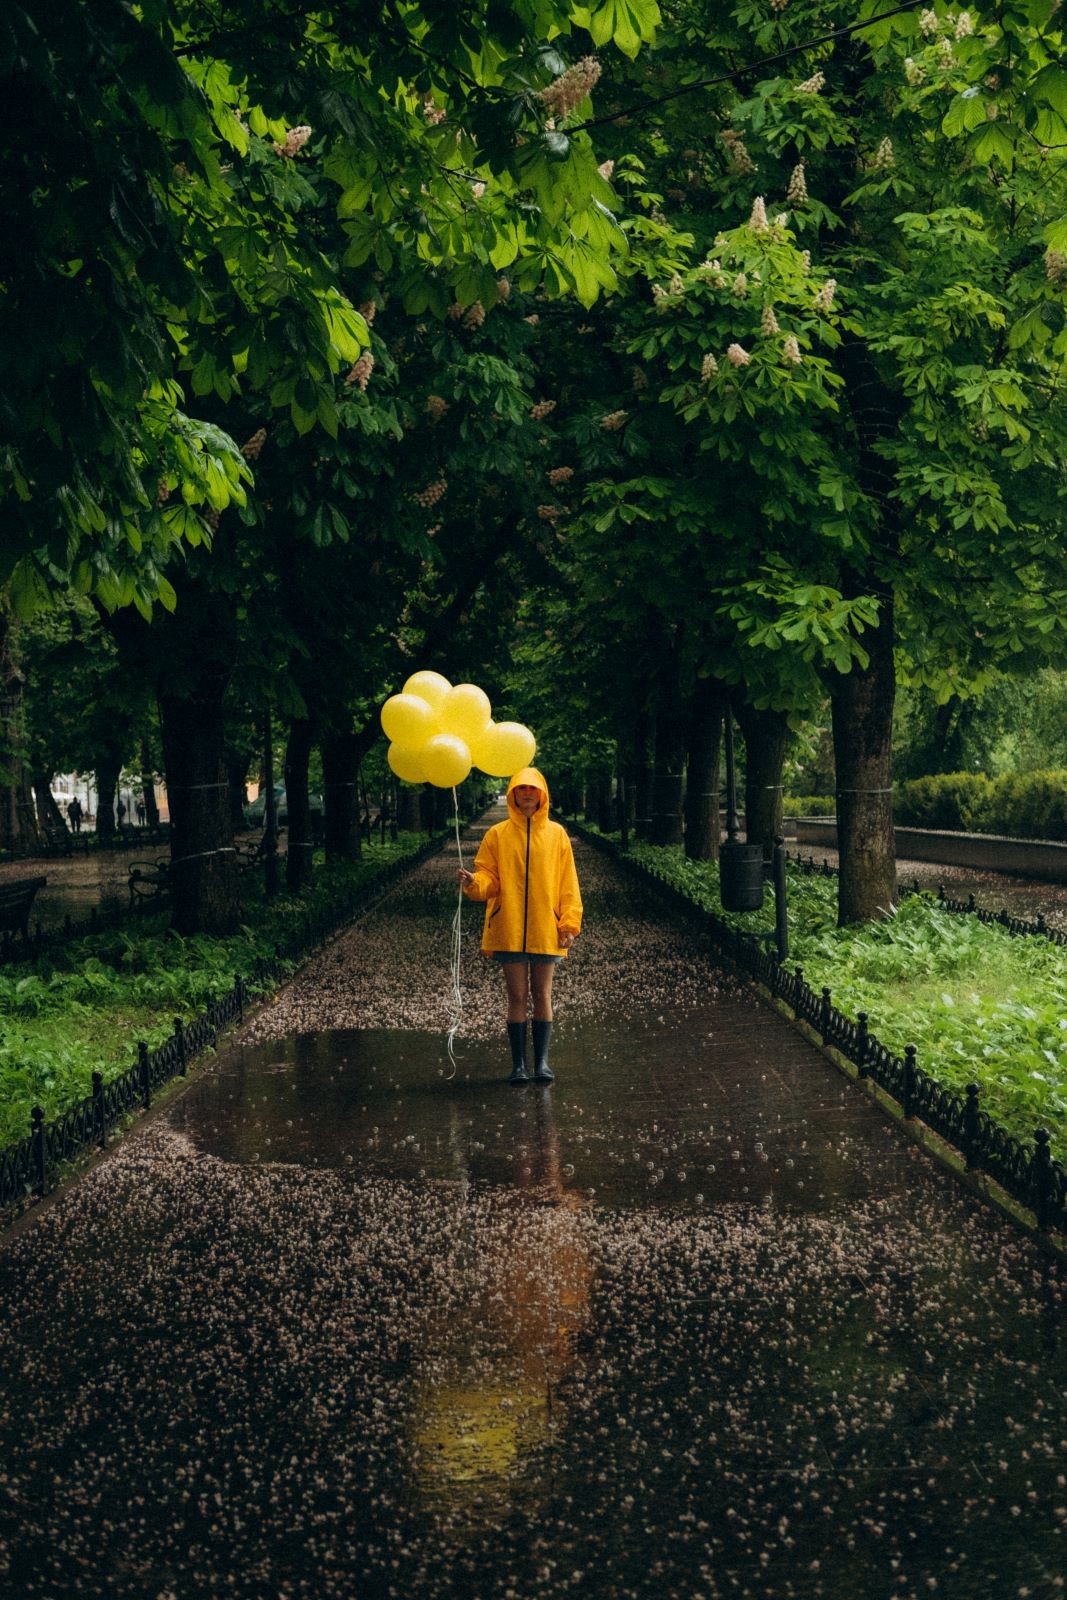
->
[388,743,430,784]
[381,693,436,746]
[439,683,492,745]
[422,733,472,789]
[403,670,452,711]
[470,721,536,777]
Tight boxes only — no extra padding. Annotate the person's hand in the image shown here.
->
[456,868,474,887]
[558,930,577,949]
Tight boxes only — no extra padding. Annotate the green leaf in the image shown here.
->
[942,90,986,137]
[969,123,1015,165]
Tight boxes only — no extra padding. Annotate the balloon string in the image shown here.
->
[445,785,465,1079]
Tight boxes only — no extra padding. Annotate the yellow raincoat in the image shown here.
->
[463,768,583,957]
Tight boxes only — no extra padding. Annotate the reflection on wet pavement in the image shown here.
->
[167,1013,922,1212]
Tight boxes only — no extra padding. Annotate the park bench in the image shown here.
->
[41,822,74,858]
[0,875,47,947]
[128,858,170,907]
[236,833,283,873]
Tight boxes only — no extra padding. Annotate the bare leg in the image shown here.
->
[503,962,530,1023]
[530,962,556,1022]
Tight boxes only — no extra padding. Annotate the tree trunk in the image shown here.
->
[32,771,67,834]
[633,704,655,842]
[261,708,280,898]
[595,772,614,833]
[397,785,423,832]
[0,606,25,853]
[284,717,314,893]
[431,786,451,830]
[159,687,242,934]
[95,760,119,843]
[227,750,250,834]
[684,678,723,861]
[736,703,790,861]
[831,592,897,924]
[140,738,160,830]
[651,639,686,846]
[322,731,362,861]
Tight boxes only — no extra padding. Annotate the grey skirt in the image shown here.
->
[492,951,562,965]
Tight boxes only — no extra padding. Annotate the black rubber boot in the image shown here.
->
[507,1021,530,1084]
[532,1019,554,1083]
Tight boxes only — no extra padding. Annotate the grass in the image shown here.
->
[0,835,437,1148]
[623,840,1067,1149]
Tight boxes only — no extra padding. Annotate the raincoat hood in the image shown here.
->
[506,767,550,826]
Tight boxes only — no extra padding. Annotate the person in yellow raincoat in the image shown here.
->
[457,767,582,1084]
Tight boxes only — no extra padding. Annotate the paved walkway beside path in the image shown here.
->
[0,812,1063,1599]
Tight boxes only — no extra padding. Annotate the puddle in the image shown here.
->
[166,1013,923,1213]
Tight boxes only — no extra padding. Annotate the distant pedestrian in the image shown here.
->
[136,798,146,825]
[117,799,127,824]
[66,796,82,833]
[457,767,582,1085]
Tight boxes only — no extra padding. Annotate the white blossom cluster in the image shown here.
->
[813,278,837,312]
[273,125,312,158]
[870,137,895,172]
[412,477,447,508]
[787,163,808,205]
[345,352,374,391]
[539,57,601,120]
[721,128,757,175]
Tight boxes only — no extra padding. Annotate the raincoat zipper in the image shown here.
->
[521,817,530,952]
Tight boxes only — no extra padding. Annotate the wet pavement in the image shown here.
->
[0,817,1064,1599]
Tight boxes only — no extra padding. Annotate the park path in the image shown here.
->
[0,811,1064,1600]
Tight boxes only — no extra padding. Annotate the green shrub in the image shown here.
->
[783,795,835,817]
[895,769,1067,840]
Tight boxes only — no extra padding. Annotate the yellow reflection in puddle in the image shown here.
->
[414,1380,549,1485]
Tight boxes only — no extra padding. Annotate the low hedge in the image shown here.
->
[783,795,836,817]
[895,769,1067,841]
[781,772,1067,838]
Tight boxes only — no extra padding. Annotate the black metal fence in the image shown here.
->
[1,901,135,965]
[0,828,455,1214]
[574,825,1066,1239]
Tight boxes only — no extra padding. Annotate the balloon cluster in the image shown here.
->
[381,671,536,788]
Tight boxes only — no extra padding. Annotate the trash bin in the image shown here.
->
[719,839,765,912]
